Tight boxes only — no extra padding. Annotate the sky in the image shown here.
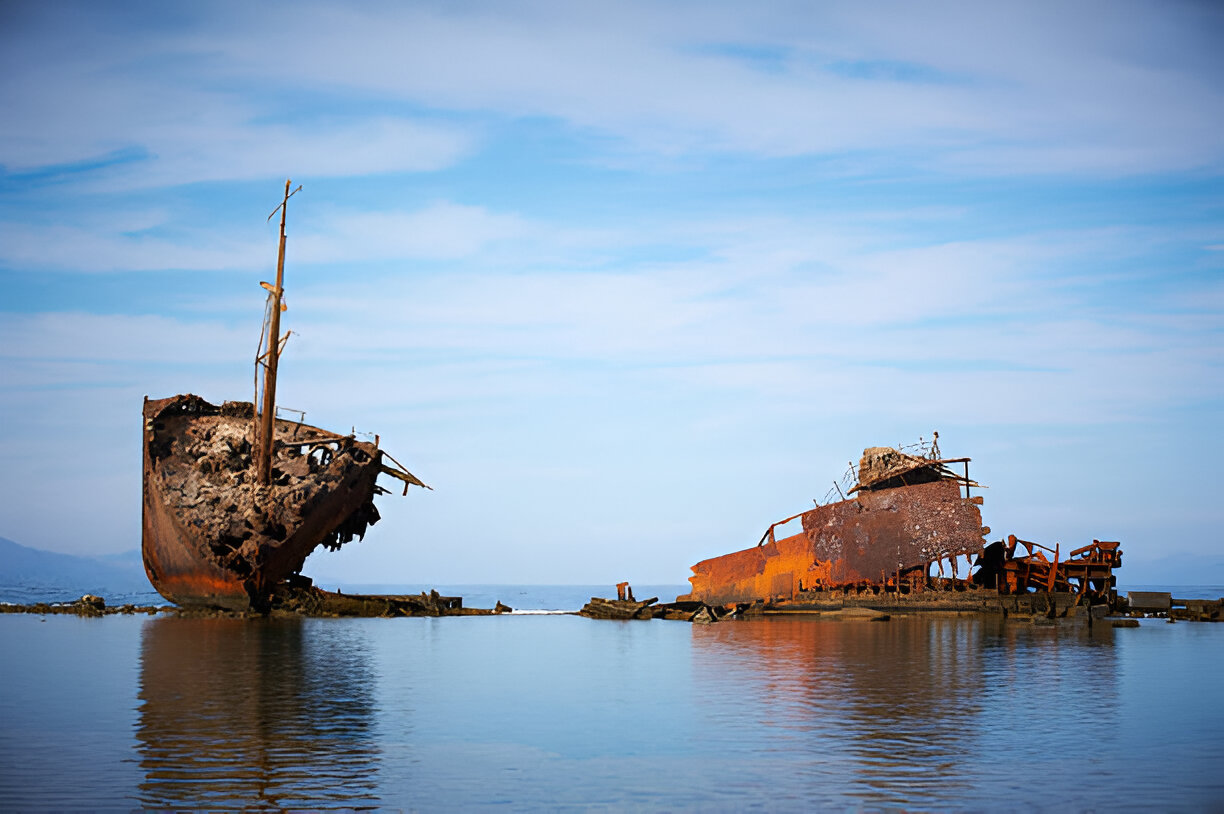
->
[1,0,1221,586]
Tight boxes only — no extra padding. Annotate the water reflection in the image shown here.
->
[978,617,1123,737]
[136,617,381,810]
[691,616,1120,808]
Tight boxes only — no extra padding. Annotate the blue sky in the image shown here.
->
[1,0,1221,585]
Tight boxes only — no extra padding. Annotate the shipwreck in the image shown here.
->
[141,181,427,611]
[680,435,1122,610]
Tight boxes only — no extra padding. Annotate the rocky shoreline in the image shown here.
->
[1,585,514,619]
[7,586,1217,624]
[578,587,1224,625]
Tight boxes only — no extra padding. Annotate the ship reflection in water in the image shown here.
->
[135,617,381,810]
[688,616,1120,809]
[6,610,1221,809]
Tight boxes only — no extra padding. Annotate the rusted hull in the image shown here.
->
[142,394,385,610]
[684,480,986,605]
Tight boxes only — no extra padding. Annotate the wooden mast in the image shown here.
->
[256,179,298,486]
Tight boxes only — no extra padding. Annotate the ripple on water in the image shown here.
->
[2,610,1223,810]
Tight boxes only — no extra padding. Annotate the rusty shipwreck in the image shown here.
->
[681,436,1122,609]
[141,181,426,611]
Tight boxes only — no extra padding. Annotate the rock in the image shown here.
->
[830,607,889,620]
[1126,591,1171,613]
[578,597,658,620]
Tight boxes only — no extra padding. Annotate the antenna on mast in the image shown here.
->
[254,179,301,487]
[267,183,302,222]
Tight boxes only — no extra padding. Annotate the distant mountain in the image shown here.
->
[0,536,157,604]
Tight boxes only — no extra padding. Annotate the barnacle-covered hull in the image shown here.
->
[142,394,391,611]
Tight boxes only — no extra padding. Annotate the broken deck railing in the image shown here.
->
[270,423,429,497]
[379,449,430,495]
[1001,535,1120,598]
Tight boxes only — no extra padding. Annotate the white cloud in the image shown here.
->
[3,0,1222,186]
[296,202,532,262]
[0,221,264,273]
[0,11,474,187]
[0,200,528,272]
[181,0,1224,174]
[0,312,250,365]
[6,202,1218,433]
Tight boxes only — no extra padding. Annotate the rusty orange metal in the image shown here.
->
[141,394,423,610]
[684,478,986,605]
[999,535,1120,600]
[139,185,429,612]
[680,440,1123,607]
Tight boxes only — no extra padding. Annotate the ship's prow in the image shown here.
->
[140,182,428,611]
[141,394,421,610]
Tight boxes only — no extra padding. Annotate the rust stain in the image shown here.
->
[685,479,985,605]
[142,394,417,611]
[681,440,1123,607]
[139,184,429,612]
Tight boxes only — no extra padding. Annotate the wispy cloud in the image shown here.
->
[0,312,251,365]
[0,221,264,272]
[8,211,1215,424]
[297,202,532,262]
[4,0,1222,189]
[0,6,474,186]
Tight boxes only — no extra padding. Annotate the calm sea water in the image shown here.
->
[2,586,1223,811]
